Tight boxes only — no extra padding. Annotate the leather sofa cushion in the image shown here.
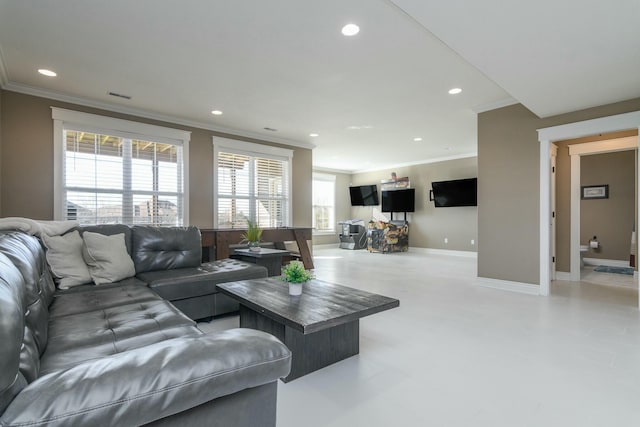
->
[49,279,158,318]
[132,226,202,273]
[41,299,199,374]
[139,259,268,301]
[2,329,291,427]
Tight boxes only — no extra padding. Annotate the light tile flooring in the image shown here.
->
[201,247,640,427]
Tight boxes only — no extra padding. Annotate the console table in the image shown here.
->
[200,227,314,269]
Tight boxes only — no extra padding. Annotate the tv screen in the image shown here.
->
[431,178,477,207]
[349,185,379,206]
[381,188,415,212]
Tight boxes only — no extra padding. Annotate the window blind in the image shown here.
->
[63,130,184,226]
[216,151,290,228]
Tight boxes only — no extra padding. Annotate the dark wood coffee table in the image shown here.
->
[216,278,399,382]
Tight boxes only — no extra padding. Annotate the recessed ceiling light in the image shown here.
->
[38,69,57,77]
[341,24,360,36]
[448,88,462,95]
[413,137,423,142]
[309,133,319,137]
[211,110,223,115]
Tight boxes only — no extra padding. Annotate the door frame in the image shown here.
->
[537,110,640,301]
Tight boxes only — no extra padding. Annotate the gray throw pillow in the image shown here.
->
[82,231,135,285]
[42,230,92,289]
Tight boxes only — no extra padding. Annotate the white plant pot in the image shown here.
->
[248,242,261,252]
[288,282,303,296]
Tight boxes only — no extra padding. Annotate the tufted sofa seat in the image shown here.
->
[0,227,291,427]
[61,224,269,321]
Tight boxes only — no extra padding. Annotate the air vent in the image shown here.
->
[108,91,132,100]
[263,127,278,132]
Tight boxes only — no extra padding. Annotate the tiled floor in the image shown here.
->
[201,247,640,427]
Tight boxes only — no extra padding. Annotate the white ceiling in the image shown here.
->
[0,1,637,172]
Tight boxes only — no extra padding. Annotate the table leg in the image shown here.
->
[239,306,359,382]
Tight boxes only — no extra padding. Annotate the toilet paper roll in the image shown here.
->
[590,240,599,249]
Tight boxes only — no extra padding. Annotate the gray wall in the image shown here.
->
[312,170,352,245]
[478,98,640,285]
[0,90,312,228]
[581,151,635,261]
[350,157,478,251]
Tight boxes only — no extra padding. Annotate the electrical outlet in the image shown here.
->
[444,237,448,244]
[471,239,475,245]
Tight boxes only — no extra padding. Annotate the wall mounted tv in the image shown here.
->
[430,178,477,207]
[349,184,379,206]
[381,188,415,212]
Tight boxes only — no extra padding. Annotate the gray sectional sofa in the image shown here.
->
[0,225,292,426]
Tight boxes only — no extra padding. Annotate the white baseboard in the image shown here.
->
[411,247,478,258]
[583,257,630,268]
[554,271,573,281]
[475,277,540,295]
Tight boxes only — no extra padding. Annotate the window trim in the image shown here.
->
[52,107,191,224]
[312,172,336,235]
[212,136,293,228]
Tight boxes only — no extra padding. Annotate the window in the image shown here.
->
[53,108,190,225]
[313,173,336,234]
[213,137,292,228]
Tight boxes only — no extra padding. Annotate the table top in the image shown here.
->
[216,278,399,334]
[234,248,291,258]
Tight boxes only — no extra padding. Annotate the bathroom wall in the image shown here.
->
[580,150,636,262]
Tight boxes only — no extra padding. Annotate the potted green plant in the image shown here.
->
[241,218,263,252]
[281,260,314,295]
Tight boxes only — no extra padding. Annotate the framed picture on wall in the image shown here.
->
[581,184,609,199]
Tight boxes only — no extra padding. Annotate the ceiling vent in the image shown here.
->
[108,91,132,100]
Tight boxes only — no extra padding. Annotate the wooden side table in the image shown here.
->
[232,248,291,276]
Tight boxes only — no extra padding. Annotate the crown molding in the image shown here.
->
[0,82,316,151]
[472,97,519,114]
[353,152,477,174]
[312,166,353,175]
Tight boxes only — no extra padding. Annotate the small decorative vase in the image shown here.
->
[248,241,261,252]
[288,282,303,296]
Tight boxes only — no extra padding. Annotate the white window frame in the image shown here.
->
[312,172,336,235]
[52,107,191,224]
[213,137,293,228]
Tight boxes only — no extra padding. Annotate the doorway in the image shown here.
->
[567,137,637,281]
[537,110,640,306]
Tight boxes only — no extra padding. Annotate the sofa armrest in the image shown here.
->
[0,329,291,427]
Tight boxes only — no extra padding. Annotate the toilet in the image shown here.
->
[580,245,589,267]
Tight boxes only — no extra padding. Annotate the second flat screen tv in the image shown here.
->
[381,188,415,212]
[431,178,477,207]
[349,184,379,206]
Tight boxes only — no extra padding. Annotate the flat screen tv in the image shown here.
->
[381,188,415,212]
[349,185,379,206]
[430,178,477,207]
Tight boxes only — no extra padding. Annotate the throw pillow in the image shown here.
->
[41,230,92,289]
[82,232,136,285]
